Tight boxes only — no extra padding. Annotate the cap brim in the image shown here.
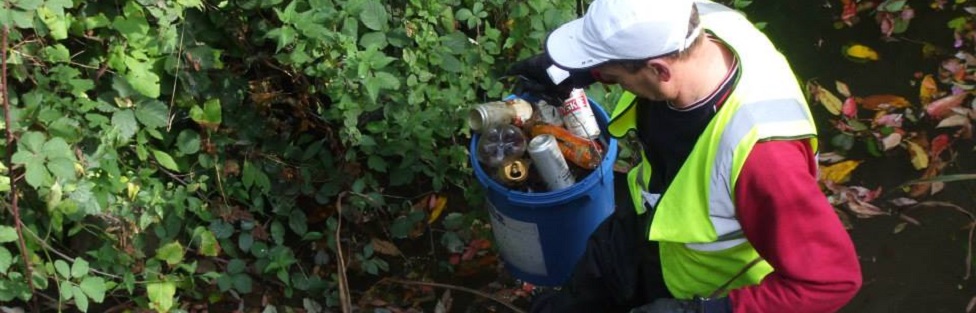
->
[546,18,608,70]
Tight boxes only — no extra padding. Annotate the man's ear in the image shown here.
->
[649,60,671,81]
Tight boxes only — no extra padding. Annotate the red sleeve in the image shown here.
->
[727,139,862,312]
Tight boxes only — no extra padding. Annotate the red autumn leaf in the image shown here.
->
[841,0,857,24]
[925,92,967,119]
[930,134,951,157]
[873,113,904,128]
[842,97,858,118]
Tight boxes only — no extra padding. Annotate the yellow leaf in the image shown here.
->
[906,141,929,170]
[919,74,938,105]
[836,81,852,98]
[427,195,447,224]
[820,160,861,184]
[845,44,879,61]
[816,85,843,115]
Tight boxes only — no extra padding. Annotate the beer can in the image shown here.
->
[468,99,534,132]
[558,88,601,139]
[496,159,529,186]
[527,134,575,191]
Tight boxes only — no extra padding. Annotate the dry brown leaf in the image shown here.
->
[860,94,911,110]
[808,82,843,115]
[371,238,402,256]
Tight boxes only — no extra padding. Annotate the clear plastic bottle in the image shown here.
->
[477,124,527,168]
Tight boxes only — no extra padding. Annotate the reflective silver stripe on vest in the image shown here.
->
[693,99,812,251]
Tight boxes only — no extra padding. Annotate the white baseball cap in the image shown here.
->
[546,0,702,70]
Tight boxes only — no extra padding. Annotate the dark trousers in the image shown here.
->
[529,173,671,313]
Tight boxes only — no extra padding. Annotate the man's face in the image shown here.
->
[593,61,669,101]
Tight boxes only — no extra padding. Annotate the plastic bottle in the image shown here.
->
[476,124,527,168]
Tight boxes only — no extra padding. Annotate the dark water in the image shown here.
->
[746,2,976,312]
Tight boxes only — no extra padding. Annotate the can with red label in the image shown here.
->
[558,88,601,140]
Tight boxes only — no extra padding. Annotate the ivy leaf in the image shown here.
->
[72,286,89,312]
[136,101,169,129]
[360,0,388,31]
[147,281,176,313]
[112,110,138,141]
[176,130,201,154]
[155,241,185,266]
[79,276,106,303]
[151,149,181,172]
[71,258,90,278]
[0,247,11,273]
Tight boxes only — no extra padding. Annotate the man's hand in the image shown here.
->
[505,53,596,105]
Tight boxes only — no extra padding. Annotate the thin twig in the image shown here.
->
[1,12,39,313]
[336,192,352,313]
[166,16,188,131]
[902,201,976,280]
[383,278,527,313]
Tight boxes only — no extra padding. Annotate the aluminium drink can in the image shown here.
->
[527,134,575,191]
[558,88,601,140]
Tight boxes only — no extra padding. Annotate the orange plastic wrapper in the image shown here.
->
[531,124,603,170]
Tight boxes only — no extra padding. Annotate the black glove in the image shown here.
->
[629,297,732,313]
[505,53,596,105]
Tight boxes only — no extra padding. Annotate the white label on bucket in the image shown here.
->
[487,202,547,276]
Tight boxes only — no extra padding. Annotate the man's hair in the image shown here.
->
[614,4,703,73]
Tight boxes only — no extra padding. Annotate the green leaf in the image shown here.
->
[367,155,388,172]
[271,221,285,245]
[373,71,400,91]
[155,241,185,266]
[359,0,388,31]
[54,259,71,278]
[232,273,253,293]
[227,259,246,274]
[147,281,176,313]
[151,149,180,172]
[42,44,71,63]
[13,0,43,10]
[71,258,89,278]
[79,276,106,303]
[112,110,139,141]
[135,101,169,129]
[288,210,308,236]
[0,247,12,273]
[73,286,89,312]
[242,161,270,192]
[176,130,201,154]
[124,57,161,98]
[190,99,222,130]
[42,137,73,159]
[25,158,51,188]
[38,7,68,40]
[47,158,76,181]
[0,226,18,243]
[197,229,221,257]
[210,220,234,239]
[267,26,297,52]
[238,232,254,251]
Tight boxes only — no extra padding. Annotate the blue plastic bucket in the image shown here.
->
[470,98,617,286]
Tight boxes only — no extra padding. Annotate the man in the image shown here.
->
[506,0,862,312]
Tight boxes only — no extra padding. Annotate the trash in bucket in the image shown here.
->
[469,93,617,286]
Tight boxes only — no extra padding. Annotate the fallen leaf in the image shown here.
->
[881,132,903,150]
[906,140,929,170]
[890,197,919,207]
[427,195,448,225]
[930,134,951,157]
[931,181,945,195]
[434,290,452,313]
[371,238,402,256]
[820,160,862,184]
[845,44,880,61]
[847,197,888,217]
[919,74,938,105]
[936,114,971,128]
[925,92,967,119]
[818,152,847,163]
[836,80,852,98]
[860,94,911,110]
[892,222,907,234]
[873,112,904,127]
[813,83,843,115]
[843,97,858,118]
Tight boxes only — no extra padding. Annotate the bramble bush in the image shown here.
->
[0,0,590,311]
